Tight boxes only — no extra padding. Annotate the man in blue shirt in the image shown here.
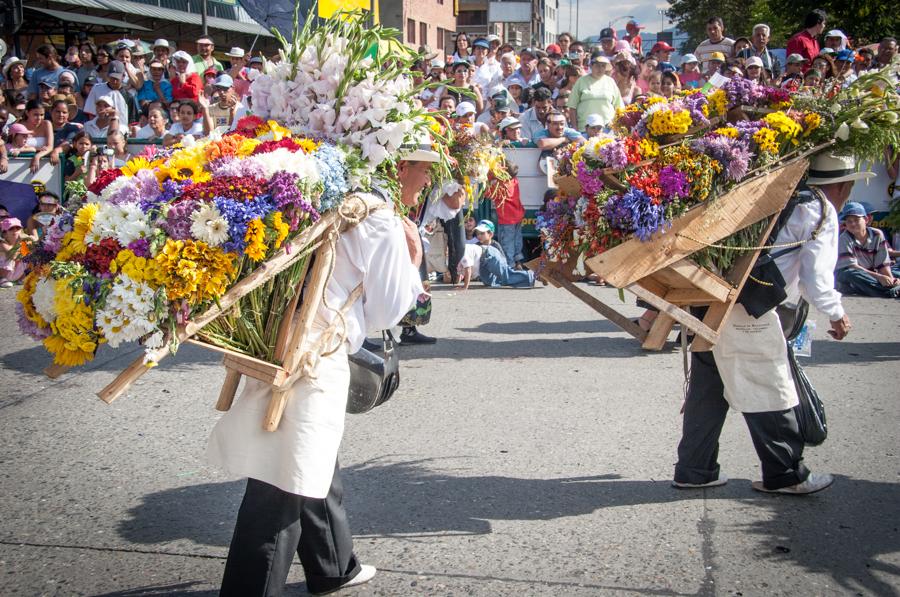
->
[533,110,584,150]
[137,60,173,107]
[27,44,77,100]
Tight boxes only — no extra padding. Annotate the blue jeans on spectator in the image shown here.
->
[835,266,900,298]
[479,245,534,288]
[497,223,524,264]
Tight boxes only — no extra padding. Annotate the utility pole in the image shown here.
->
[575,0,579,40]
[658,9,665,34]
[201,0,208,36]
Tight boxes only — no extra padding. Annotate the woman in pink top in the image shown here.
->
[636,57,658,93]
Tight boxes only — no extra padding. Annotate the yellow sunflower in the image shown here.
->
[163,152,212,183]
[56,203,98,260]
[120,156,153,177]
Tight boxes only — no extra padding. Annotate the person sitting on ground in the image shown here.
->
[458,220,535,289]
[0,217,26,288]
[834,202,900,298]
[533,110,584,150]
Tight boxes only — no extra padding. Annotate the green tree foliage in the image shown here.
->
[668,0,898,52]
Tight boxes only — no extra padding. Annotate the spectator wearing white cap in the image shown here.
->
[824,30,848,52]
[737,24,781,80]
[193,36,224,73]
[515,47,542,86]
[83,61,129,121]
[567,55,623,130]
[694,17,735,70]
[208,74,248,130]
[744,56,765,83]
[152,39,171,67]
[83,96,127,137]
[225,47,251,99]
[452,101,489,135]
[678,54,704,89]
[136,60,173,107]
[498,117,532,148]
[584,113,605,138]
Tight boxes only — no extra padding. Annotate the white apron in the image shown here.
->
[711,305,798,413]
[206,334,350,499]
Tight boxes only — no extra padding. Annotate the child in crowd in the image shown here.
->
[0,217,26,287]
[834,202,900,298]
[64,131,93,210]
[5,123,32,156]
[458,220,535,289]
[25,191,64,240]
[493,163,526,269]
[107,130,132,167]
[464,216,479,244]
[679,54,703,89]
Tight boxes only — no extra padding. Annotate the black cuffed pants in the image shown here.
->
[220,463,360,597]
[674,350,811,490]
[441,211,465,284]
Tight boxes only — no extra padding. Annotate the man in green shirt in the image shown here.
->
[566,55,624,130]
[193,35,224,74]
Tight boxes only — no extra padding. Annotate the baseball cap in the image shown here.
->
[148,60,165,69]
[520,47,537,58]
[585,114,604,128]
[430,58,445,69]
[196,36,214,45]
[835,49,856,62]
[825,29,846,39]
[820,47,836,55]
[472,39,490,50]
[204,66,219,77]
[1,217,23,231]
[498,116,521,131]
[455,101,476,117]
[486,34,500,43]
[225,47,245,58]
[7,123,29,137]
[493,97,511,112]
[658,62,676,73]
[599,28,616,41]
[651,41,675,53]
[152,39,170,49]
[474,219,496,233]
[83,75,98,86]
[504,75,526,88]
[214,74,233,88]
[709,52,727,63]
[546,43,562,55]
[786,53,808,64]
[38,76,57,88]
[745,56,764,68]
[248,56,264,65]
[840,202,867,219]
[107,60,127,79]
[94,95,114,108]
[627,19,644,29]
[591,55,611,66]
[681,53,699,64]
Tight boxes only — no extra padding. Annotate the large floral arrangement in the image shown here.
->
[446,123,510,206]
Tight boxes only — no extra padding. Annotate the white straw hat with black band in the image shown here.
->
[805,153,875,186]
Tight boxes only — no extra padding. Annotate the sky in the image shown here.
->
[556,0,672,38]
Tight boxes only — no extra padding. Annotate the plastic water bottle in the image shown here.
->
[792,321,816,357]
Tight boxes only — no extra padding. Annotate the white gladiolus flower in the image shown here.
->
[836,122,850,140]
[850,118,869,131]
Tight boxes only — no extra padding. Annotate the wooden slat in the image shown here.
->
[627,284,720,346]
[263,387,291,432]
[656,259,733,302]
[690,303,731,353]
[636,275,669,298]
[282,242,335,375]
[44,363,69,379]
[216,368,242,412]
[221,353,287,385]
[586,159,808,288]
[642,312,676,350]
[663,288,731,306]
[545,269,648,342]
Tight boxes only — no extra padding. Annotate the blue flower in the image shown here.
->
[214,195,275,254]
[313,144,350,212]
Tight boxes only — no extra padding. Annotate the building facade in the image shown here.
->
[379,0,458,55]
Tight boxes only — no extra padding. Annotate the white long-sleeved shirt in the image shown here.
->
[774,190,845,321]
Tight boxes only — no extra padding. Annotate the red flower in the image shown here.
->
[253,138,304,155]
[79,238,122,276]
[179,176,268,203]
[231,115,266,137]
[88,168,124,195]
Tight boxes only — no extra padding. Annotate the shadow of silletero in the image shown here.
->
[457,319,622,336]
[801,340,900,367]
[397,335,655,360]
[115,461,900,595]
[91,581,219,597]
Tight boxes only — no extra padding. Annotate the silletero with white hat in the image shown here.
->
[805,153,875,186]
[225,47,245,58]
[399,132,440,163]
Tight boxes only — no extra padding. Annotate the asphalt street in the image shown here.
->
[1,283,898,596]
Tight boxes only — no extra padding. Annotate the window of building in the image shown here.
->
[407,19,416,44]
[437,27,445,53]
[420,22,428,47]
[457,10,487,26]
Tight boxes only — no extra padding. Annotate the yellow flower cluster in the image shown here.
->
[647,108,692,136]
[44,277,100,366]
[645,96,667,107]
[56,203,98,260]
[111,249,165,286]
[293,137,321,153]
[244,218,267,262]
[762,112,802,142]
[638,138,659,159]
[270,211,290,249]
[753,128,779,154]
[162,151,212,184]
[155,239,236,304]
[802,112,822,137]
[713,127,740,138]
[16,269,50,330]
[121,157,156,177]
[708,90,727,117]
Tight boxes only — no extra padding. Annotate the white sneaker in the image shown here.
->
[672,473,728,489]
[0,281,13,288]
[752,473,834,495]
[311,564,376,595]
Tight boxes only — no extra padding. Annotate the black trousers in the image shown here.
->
[220,463,360,597]
[441,211,465,284]
[674,350,811,490]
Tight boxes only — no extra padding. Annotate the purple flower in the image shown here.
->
[691,135,754,182]
[269,171,320,230]
[212,156,267,179]
[683,92,711,127]
[659,166,690,200]
[142,179,190,213]
[723,76,763,108]
[598,139,629,170]
[127,238,151,258]
[107,170,160,206]
[161,200,199,240]
[604,187,669,241]
[16,302,50,340]
[576,161,605,196]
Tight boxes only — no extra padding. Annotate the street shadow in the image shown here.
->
[91,582,219,597]
[457,319,622,335]
[0,341,221,378]
[397,336,652,360]
[801,340,900,367]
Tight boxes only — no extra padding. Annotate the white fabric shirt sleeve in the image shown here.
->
[774,198,845,321]
[421,181,464,223]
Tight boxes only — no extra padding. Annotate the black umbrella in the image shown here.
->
[238,0,315,37]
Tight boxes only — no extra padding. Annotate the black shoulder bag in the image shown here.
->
[346,330,400,414]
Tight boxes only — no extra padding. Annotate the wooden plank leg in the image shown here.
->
[263,387,291,432]
[216,368,242,412]
[97,355,152,403]
[548,270,648,342]
[690,303,731,353]
[641,313,676,350]
[44,363,69,379]
[627,284,720,347]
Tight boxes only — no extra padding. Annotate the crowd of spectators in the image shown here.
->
[0,12,898,294]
